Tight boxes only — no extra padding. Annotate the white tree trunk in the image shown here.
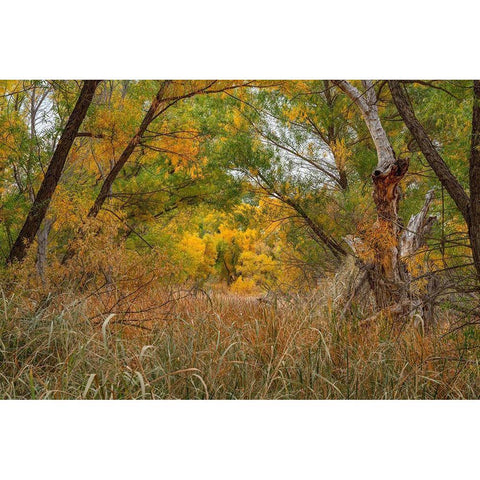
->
[36,217,54,285]
[333,80,408,309]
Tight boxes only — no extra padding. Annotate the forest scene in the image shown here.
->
[1,79,480,399]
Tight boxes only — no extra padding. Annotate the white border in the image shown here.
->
[1,400,478,479]
[1,0,479,78]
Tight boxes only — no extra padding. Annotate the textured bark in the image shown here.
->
[36,217,54,284]
[334,81,397,175]
[334,80,408,309]
[7,80,101,264]
[344,190,437,320]
[469,80,480,280]
[399,189,437,259]
[390,79,480,282]
[399,190,438,322]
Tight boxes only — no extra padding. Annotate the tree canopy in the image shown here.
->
[1,80,479,312]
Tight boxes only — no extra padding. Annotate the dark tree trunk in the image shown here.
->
[87,81,171,219]
[469,80,480,281]
[388,81,470,221]
[389,80,480,282]
[61,81,171,264]
[7,80,101,264]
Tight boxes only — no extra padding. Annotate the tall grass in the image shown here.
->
[1,285,479,399]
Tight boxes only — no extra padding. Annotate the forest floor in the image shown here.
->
[1,287,480,399]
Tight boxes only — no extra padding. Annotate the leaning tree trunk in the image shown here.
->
[388,80,480,283]
[61,80,171,264]
[87,80,171,219]
[333,80,409,310]
[7,80,101,264]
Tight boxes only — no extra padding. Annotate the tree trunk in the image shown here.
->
[399,189,438,322]
[36,217,54,285]
[7,80,101,264]
[333,80,408,309]
[87,80,171,219]
[388,81,470,220]
[389,80,480,283]
[469,80,480,281]
[344,189,437,319]
[61,81,171,264]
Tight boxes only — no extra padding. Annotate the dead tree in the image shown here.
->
[333,81,437,319]
[333,81,408,310]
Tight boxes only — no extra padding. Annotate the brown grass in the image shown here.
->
[1,281,480,400]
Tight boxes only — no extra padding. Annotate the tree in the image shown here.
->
[3,79,473,321]
[332,81,408,309]
[60,81,261,263]
[389,80,480,283]
[213,83,353,265]
[7,80,101,264]
[332,81,437,316]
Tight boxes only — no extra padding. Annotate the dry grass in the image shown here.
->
[1,283,480,399]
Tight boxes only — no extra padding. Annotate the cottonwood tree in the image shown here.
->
[389,80,480,284]
[333,81,437,316]
[61,80,262,263]
[7,80,101,264]
[215,83,361,266]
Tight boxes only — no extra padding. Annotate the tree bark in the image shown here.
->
[344,189,437,320]
[399,189,438,322]
[389,79,480,282]
[333,80,408,309]
[399,189,437,260]
[469,80,480,280]
[7,80,101,264]
[36,217,54,285]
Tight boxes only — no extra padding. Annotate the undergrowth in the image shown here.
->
[1,285,479,399]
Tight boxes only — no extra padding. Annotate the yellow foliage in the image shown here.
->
[178,232,216,280]
[230,275,257,295]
